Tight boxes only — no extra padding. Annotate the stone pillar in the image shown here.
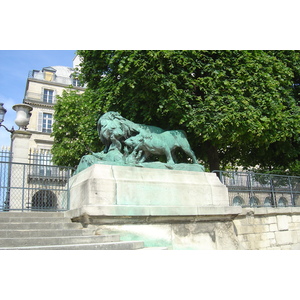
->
[9,130,32,210]
[11,130,32,164]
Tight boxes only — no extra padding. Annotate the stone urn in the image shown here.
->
[12,104,33,130]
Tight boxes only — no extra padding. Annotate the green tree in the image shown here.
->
[51,89,103,166]
[52,50,300,173]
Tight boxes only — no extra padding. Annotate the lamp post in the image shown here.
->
[0,103,14,133]
[0,103,15,211]
[0,103,33,211]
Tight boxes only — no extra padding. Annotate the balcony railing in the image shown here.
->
[28,71,85,87]
[28,71,73,85]
[25,92,57,104]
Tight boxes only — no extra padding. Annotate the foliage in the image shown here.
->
[52,50,300,173]
[51,89,103,166]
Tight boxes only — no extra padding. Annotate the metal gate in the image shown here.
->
[0,160,74,212]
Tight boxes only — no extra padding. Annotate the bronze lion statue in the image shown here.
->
[74,111,201,174]
[97,111,164,153]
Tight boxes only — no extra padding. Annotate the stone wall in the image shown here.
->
[68,206,300,250]
[66,164,300,250]
[233,207,300,250]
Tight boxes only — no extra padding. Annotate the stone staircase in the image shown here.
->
[0,212,165,250]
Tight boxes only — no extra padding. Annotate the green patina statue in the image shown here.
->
[74,111,204,174]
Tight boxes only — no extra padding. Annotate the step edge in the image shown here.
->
[0,240,145,250]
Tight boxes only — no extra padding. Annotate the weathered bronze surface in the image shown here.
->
[74,111,204,174]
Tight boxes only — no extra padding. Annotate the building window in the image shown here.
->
[38,112,53,133]
[42,67,56,82]
[44,72,54,81]
[42,113,53,133]
[43,89,54,103]
[72,78,82,87]
[31,190,57,210]
[29,149,53,177]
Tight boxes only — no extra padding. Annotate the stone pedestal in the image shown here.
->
[68,164,229,210]
[65,164,240,249]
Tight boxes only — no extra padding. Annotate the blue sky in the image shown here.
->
[0,50,77,147]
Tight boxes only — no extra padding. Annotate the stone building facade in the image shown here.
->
[6,55,86,211]
[17,55,85,160]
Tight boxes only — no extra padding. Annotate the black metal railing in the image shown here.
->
[213,170,300,207]
[0,160,74,212]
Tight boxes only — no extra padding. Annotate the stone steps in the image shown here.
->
[0,217,72,223]
[0,234,123,247]
[137,247,168,250]
[0,212,64,218]
[0,228,94,238]
[0,241,145,250]
[0,222,83,230]
[0,212,149,250]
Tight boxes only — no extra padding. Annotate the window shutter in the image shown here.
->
[53,90,56,103]
[38,112,43,132]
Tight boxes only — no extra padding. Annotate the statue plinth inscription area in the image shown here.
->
[67,112,230,219]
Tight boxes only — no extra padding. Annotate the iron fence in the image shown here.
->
[213,170,300,207]
[0,160,74,212]
[0,148,12,162]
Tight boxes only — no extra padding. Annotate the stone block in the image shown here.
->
[68,164,229,210]
[290,207,300,214]
[258,239,271,248]
[253,224,270,234]
[238,241,250,250]
[247,233,263,250]
[280,245,292,250]
[233,218,247,228]
[291,243,300,250]
[68,164,117,209]
[260,232,275,240]
[269,238,277,247]
[236,225,255,235]
[253,217,263,225]
[269,224,278,232]
[277,215,290,231]
[291,215,300,223]
[263,216,277,224]
[275,231,292,245]
[240,234,249,241]
[254,207,291,215]
[290,230,300,244]
[289,222,300,231]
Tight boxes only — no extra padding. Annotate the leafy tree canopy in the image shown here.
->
[52,50,300,174]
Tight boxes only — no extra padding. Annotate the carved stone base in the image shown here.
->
[68,164,229,209]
